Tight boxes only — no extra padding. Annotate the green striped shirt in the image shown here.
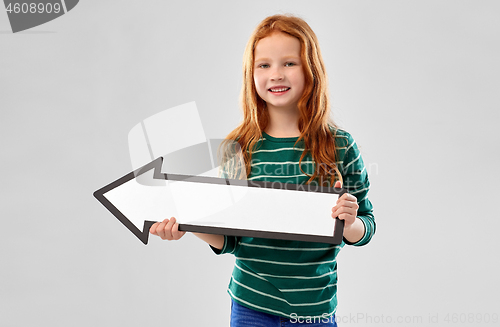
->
[212,128,375,319]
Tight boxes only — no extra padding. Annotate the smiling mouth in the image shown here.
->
[269,87,290,93]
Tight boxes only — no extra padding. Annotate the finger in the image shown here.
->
[336,212,357,226]
[333,191,351,213]
[164,217,176,240]
[172,222,186,240]
[149,222,159,235]
[332,203,358,219]
[332,199,359,214]
[333,212,357,227]
[334,208,358,226]
[332,202,356,214]
[333,205,357,217]
[335,199,359,210]
[156,218,169,239]
[337,193,357,203]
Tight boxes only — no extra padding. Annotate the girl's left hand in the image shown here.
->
[331,181,359,229]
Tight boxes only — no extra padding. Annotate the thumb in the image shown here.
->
[334,181,342,189]
[149,222,158,235]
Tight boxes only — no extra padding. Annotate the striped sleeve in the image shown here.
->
[210,235,240,255]
[340,132,376,246]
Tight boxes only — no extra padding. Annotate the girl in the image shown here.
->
[150,14,375,326]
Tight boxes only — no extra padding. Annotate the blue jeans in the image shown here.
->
[230,299,338,326]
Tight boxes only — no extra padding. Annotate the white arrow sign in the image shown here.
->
[94,157,346,245]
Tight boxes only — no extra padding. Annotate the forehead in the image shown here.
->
[254,31,301,59]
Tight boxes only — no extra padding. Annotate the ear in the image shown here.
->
[334,181,342,189]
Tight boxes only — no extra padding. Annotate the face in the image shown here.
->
[253,32,305,113]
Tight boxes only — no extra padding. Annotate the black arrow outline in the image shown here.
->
[94,157,346,245]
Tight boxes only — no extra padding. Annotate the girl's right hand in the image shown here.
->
[149,217,186,241]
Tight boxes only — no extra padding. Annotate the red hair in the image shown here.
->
[224,14,342,186]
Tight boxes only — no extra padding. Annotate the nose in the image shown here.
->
[270,67,284,81]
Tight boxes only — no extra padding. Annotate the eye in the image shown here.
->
[285,62,296,67]
[258,64,270,69]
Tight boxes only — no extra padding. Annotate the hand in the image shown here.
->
[331,181,359,229]
[149,217,186,241]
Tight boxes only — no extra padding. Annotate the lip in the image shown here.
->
[268,85,291,94]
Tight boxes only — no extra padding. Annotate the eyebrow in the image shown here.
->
[254,56,300,63]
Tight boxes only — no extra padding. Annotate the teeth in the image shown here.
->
[270,87,289,92]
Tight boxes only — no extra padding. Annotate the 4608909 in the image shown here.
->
[443,313,498,324]
[6,2,62,14]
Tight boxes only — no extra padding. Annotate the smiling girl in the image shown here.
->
[150,14,375,326]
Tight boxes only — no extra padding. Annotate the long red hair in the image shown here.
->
[223,14,342,186]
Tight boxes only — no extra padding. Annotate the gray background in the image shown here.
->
[1,0,499,326]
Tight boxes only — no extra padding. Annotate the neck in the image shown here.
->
[264,105,300,138]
